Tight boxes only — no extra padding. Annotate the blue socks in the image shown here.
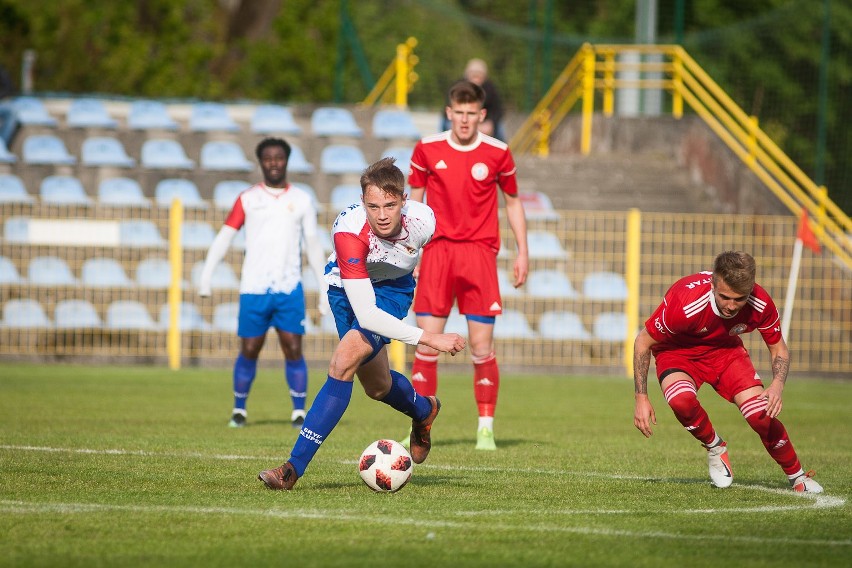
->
[380,370,433,422]
[232,354,257,411]
[285,357,308,411]
[288,376,353,476]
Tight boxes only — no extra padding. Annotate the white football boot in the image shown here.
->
[791,471,824,494]
[706,440,733,488]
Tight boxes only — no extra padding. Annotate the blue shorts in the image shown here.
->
[237,286,306,338]
[328,279,414,362]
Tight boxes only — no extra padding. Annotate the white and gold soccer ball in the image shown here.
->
[358,439,413,492]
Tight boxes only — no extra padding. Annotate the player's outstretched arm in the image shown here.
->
[762,338,790,418]
[633,328,658,438]
[419,330,466,356]
[198,225,237,297]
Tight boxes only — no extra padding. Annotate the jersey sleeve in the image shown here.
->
[223,195,246,230]
[407,141,429,188]
[497,149,519,196]
[333,232,370,280]
[644,299,673,343]
[755,292,783,345]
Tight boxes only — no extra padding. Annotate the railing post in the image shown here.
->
[536,109,551,157]
[603,51,615,116]
[168,198,184,371]
[389,340,405,374]
[624,208,642,378]
[395,37,418,108]
[672,50,683,119]
[581,46,595,155]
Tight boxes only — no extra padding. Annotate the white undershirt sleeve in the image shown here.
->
[341,278,424,345]
[199,225,237,296]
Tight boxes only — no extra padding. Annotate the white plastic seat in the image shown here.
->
[181,221,216,250]
[494,309,537,339]
[317,227,333,253]
[0,174,34,204]
[141,139,195,169]
[98,177,151,207]
[39,175,92,205]
[373,109,420,140]
[54,299,102,329]
[301,267,319,292]
[311,107,363,137]
[251,105,301,135]
[330,184,362,212]
[11,97,58,126]
[0,138,17,164]
[583,271,628,301]
[0,255,24,284]
[191,260,239,290]
[81,257,133,288]
[2,299,51,328]
[381,146,414,175]
[106,300,158,330]
[519,191,559,220]
[213,180,250,210]
[136,257,178,289]
[593,312,627,342]
[497,268,522,298]
[81,136,136,167]
[3,217,30,243]
[286,143,315,174]
[444,309,469,337]
[212,302,240,332]
[154,178,208,209]
[119,220,166,248]
[539,311,591,340]
[527,230,569,260]
[200,140,254,171]
[127,100,178,130]
[526,269,579,299]
[291,182,323,212]
[189,102,239,132]
[320,144,368,175]
[28,256,78,286]
[159,302,210,331]
[66,98,118,129]
[22,134,77,165]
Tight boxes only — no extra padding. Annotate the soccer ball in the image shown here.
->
[358,439,413,492]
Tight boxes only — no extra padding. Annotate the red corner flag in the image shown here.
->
[797,210,822,254]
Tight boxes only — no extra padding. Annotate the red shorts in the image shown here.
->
[414,239,502,317]
[654,346,764,402]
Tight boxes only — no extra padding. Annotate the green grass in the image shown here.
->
[2,363,850,567]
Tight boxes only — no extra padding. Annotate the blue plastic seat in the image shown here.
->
[0,255,24,284]
[593,311,627,341]
[213,180,250,210]
[320,144,368,175]
[28,256,78,286]
[373,109,420,140]
[66,98,118,129]
[251,105,301,135]
[526,269,579,299]
[330,184,362,212]
[98,177,151,207]
[119,220,166,248]
[212,302,240,332]
[0,174,34,204]
[11,97,58,126]
[40,175,92,205]
[381,146,414,175]
[494,309,537,339]
[127,100,178,130]
[154,178,208,209]
[181,221,216,250]
[141,139,195,169]
[3,217,30,243]
[136,257,177,289]
[159,302,210,332]
[189,102,239,132]
[106,300,158,330]
[311,107,363,137]
[582,271,628,301]
[286,143,315,174]
[527,230,570,260]
[81,136,136,167]
[81,257,133,288]
[22,134,77,165]
[2,299,51,328]
[538,311,591,340]
[200,140,254,171]
[191,260,240,290]
[0,138,17,164]
[291,182,323,212]
[54,299,102,329]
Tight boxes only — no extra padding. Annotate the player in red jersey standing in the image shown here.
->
[408,79,529,450]
[633,251,823,492]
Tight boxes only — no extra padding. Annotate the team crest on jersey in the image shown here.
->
[471,162,489,181]
[728,323,748,336]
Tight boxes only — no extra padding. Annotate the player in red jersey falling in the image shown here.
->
[407,79,529,450]
[633,251,823,492]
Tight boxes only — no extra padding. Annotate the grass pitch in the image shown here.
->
[2,363,850,567]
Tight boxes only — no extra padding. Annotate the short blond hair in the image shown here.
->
[712,251,756,295]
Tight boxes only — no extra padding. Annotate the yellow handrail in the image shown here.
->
[361,37,419,108]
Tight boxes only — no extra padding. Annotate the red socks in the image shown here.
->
[739,395,802,476]
[411,349,438,397]
[472,351,499,417]
[663,380,716,445]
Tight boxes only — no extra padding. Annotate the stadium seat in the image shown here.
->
[538,311,591,340]
[372,109,420,140]
[527,230,570,259]
[444,309,469,336]
[28,256,78,286]
[81,257,133,288]
[199,140,254,171]
[494,309,537,339]
[2,298,51,328]
[54,299,102,329]
[519,191,559,220]
[181,220,216,250]
[213,180,250,210]
[0,255,24,284]
[22,134,77,165]
[3,217,29,243]
[311,107,363,138]
[582,271,628,301]
[381,146,414,175]
[119,220,166,248]
[526,269,579,299]
[320,144,369,175]
[39,175,92,206]
[330,184,362,212]
[290,182,323,212]
[286,143,315,174]
[66,98,118,129]
[212,302,239,333]
[97,177,151,207]
[159,302,210,332]
[106,300,158,330]
[140,139,195,169]
[0,138,17,164]
[191,260,240,290]
[316,227,333,253]
[11,96,58,127]
[81,136,136,167]
[189,102,239,132]
[251,104,301,135]
[135,257,179,289]
[154,178,208,209]
[497,268,522,297]
[127,100,178,130]
[0,174,34,204]
[592,311,627,342]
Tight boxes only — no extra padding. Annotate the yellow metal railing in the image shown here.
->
[361,37,419,108]
[510,43,852,269]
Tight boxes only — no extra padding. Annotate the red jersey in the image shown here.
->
[645,271,783,358]
[408,131,518,252]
